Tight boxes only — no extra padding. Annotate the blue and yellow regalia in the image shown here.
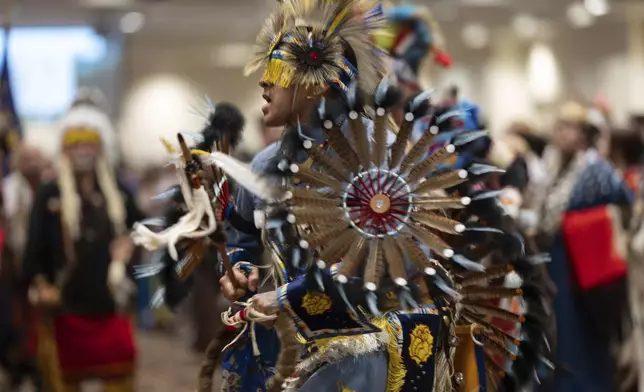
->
[131,1,553,391]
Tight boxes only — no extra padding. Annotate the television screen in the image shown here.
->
[0,26,113,120]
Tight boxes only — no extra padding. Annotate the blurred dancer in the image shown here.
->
[23,90,142,392]
[1,143,49,390]
[375,1,452,132]
[533,102,634,392]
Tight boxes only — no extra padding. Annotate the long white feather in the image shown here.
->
[204,152,285,202]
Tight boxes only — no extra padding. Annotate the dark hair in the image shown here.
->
[610,130,643,166]
[582,123,601,148]
[342,41,358,72]
[449,85,459,100]
[513,131,548,157]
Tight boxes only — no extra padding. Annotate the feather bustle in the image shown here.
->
[349,117,372,169]
[383,236,407,284]
[461,286,523,301]
[324,126,360,172]
[460,264,514,287]
[318,229,359,265]
[415,196,468,210]
[306,142,352,182]
[337,236,369,278]
[414,170,468,195]
[407,145,455,183]
[291,207,346,224]
[363,239,385,289]
[411,211,464,234]
[372,111,388,167]
[296,166,343,193]
[461,312,521,346]
[462,301,525,324]
[399,127,436,173]
[389,119,413,168]
[405,225,453,258]
[289,187,340,208]
[399,233,433,271]
[302,224,351,250]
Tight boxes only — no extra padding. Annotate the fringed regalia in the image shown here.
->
[22,91,142,390]
[132,1,553,391]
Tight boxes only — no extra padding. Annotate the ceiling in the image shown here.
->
[0,0,640,41]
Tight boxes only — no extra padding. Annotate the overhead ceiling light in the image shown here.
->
[567,2,595,28]
[461,23,490,49]
[527,43,561,104]
[584,0,610,16]
[120,12,145,34]
[511,13,541,40]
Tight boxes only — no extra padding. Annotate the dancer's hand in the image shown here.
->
[29,278,61,308]
[110,236,134,262]
[251,291,279,316]
[220,264,259,301]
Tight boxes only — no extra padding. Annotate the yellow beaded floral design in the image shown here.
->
[301,292,332,315]
[338,382,356,392]
[408,324,434,366]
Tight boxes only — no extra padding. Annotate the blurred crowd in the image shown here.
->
[0,92,642,391]
[0,2,643,392]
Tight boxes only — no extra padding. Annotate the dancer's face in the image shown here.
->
[259,81,322,127]
[553,120,585,155]
[260,81,296,127]
[66,142,100,173]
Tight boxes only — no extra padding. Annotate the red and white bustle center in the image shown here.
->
[342,168,413,238]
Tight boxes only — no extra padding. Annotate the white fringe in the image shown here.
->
[131,168,216,260]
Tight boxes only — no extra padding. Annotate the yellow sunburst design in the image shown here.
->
[301,291,332,315]
[408,324,434,366]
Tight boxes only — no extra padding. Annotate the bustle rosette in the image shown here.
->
[252,77,553,390]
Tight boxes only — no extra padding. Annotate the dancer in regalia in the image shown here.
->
[534,102,635,392]
[23,89,142,392]
[132,1,552,391]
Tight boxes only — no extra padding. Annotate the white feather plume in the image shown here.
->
[204,151,285,202]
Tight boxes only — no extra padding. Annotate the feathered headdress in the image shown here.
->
[245,0,385,93]
[57,87,118,163]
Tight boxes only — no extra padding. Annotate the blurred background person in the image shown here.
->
[23,91,143,392]
[611,129,644,392]
[502,121,549,232]
[0,142,49,391]
[0,0,642,389]
[533,101,635,392]
[375,1,452,129]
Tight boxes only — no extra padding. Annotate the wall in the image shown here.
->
[119,36,264,171]
[116,9,641,171]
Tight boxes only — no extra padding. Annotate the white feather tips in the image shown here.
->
[205,151,285,202]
